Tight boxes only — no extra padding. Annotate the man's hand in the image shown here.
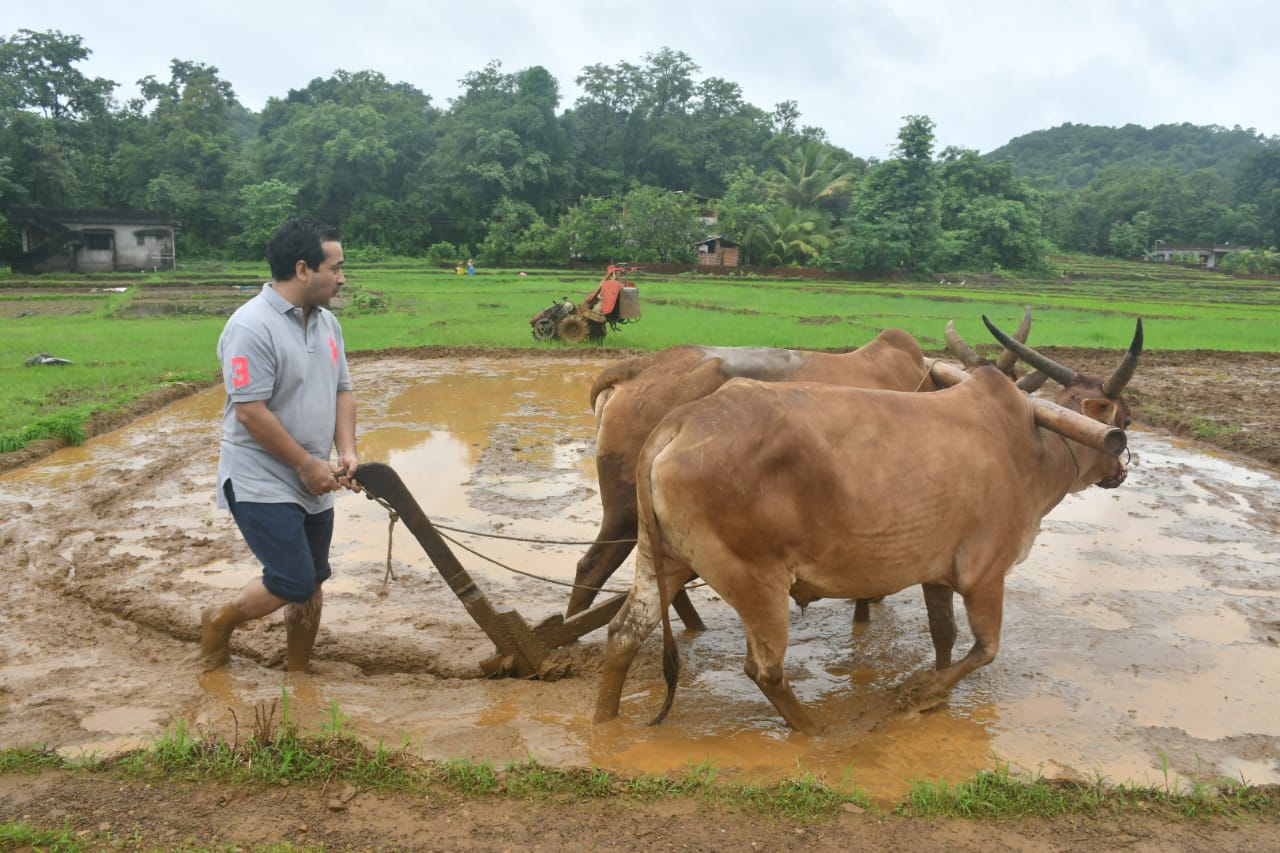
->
[334,451,361,493]
[298,456,339,495]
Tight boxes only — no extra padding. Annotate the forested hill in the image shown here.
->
[986,122,1277,188]
[4,28,1279,273]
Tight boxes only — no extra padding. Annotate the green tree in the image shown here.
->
[1219,247,1280,274]
[712,165,771,263]
[1107,211,1151,257]
[411,61,564,249]
[750,204,832,266]
[0,29,118,211]
[1232,146,1280,250]
[618,185,701,262]
[556,195,625,262]
[252,70,437,253]
[514,217,569,265]
[936,147,1049,270]
[765,141,858,211]
[835,115,940,274]
[0,29,115,120]
[479,197,544,266]
[229,179,299,259]
[110,60,246,251]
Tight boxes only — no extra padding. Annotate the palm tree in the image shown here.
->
[750,205,832,266]
[765,141,856,211]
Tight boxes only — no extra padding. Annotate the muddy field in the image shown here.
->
[1,346,1279,849]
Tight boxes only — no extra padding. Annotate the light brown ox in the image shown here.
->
[593,317,1142,734]
[571,319,1031,633]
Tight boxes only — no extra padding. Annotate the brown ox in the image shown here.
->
[571,317,1036,624]
[573,315,1039,622]
[593,317,1142,734]
[572,328,939,630]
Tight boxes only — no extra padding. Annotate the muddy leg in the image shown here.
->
[739,597,817,734]
[594,556,694,723]
[571,519,706,631]
[594,590,657,723]
[852,598,871,624]
[198,579,288,673]
[569,534,636,617]
[571,446,639,618]
[898,580,1002,711]
[922,583,956,669]
[199,602,249,672]
[284,586,323,673]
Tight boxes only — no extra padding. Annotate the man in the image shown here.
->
[199,217,359,673]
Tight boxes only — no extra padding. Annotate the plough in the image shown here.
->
[353,462,627,679]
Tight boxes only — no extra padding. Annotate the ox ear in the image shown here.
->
[1081,397,1120,427]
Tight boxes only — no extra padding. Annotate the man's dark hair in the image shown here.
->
[267,217,340,281]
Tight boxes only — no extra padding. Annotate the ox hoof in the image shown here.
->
[894,671,950,713]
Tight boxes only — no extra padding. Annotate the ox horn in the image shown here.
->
[1016,369,1048,393]
[945,320,982,367]
[995,306,1033,374]
[1101,318,1144,398]
[982,314,1078,387]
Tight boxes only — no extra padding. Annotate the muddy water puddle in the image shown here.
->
[1,355,1278,802]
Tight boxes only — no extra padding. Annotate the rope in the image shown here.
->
[359,489,646,595]
[434,522,636,546]
[913,364,934,392]
[1058,432,1081,480]
[432,524,707,594]
[382,510,398,588]
[434,526,632,593]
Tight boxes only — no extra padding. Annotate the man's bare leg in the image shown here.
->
[284,586,323,673]
[198,579,288,672]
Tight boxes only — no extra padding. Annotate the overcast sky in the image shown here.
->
[11,0,1280,157]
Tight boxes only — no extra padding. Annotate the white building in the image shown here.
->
[8,208,176,273]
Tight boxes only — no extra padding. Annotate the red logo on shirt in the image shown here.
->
[329,336,339,364]
[231,356,250,387]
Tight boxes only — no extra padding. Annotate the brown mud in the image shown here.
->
[2,346,1279,850]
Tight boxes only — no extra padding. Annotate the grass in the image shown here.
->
[3,255,1278,452]
[3,701,1276,853]
[1193,417,1242,439]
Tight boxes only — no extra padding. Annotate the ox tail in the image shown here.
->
[589,356,650,411]
[638,433,680,727]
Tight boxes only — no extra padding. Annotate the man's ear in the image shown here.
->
[294,258,310,280]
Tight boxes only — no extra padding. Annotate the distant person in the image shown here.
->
[456,260,465,275]
[466,259,475,276]
[199,217,360,673]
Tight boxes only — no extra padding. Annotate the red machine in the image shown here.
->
[529,264,641,343]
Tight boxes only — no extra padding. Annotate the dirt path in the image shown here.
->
[3,770,1276,852]
[1,345,1278,850]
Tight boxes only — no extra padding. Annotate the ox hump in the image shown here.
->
[698,346,808,382]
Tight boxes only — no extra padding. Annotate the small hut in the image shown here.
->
[695,235,740,267]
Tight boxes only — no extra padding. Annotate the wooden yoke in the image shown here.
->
[925,359,1126,457]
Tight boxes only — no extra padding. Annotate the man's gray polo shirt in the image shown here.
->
[216,283,352,513]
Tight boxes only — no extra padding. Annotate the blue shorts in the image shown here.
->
[223,480,333,603]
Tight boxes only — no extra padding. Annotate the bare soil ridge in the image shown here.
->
[2,771,1277,852]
